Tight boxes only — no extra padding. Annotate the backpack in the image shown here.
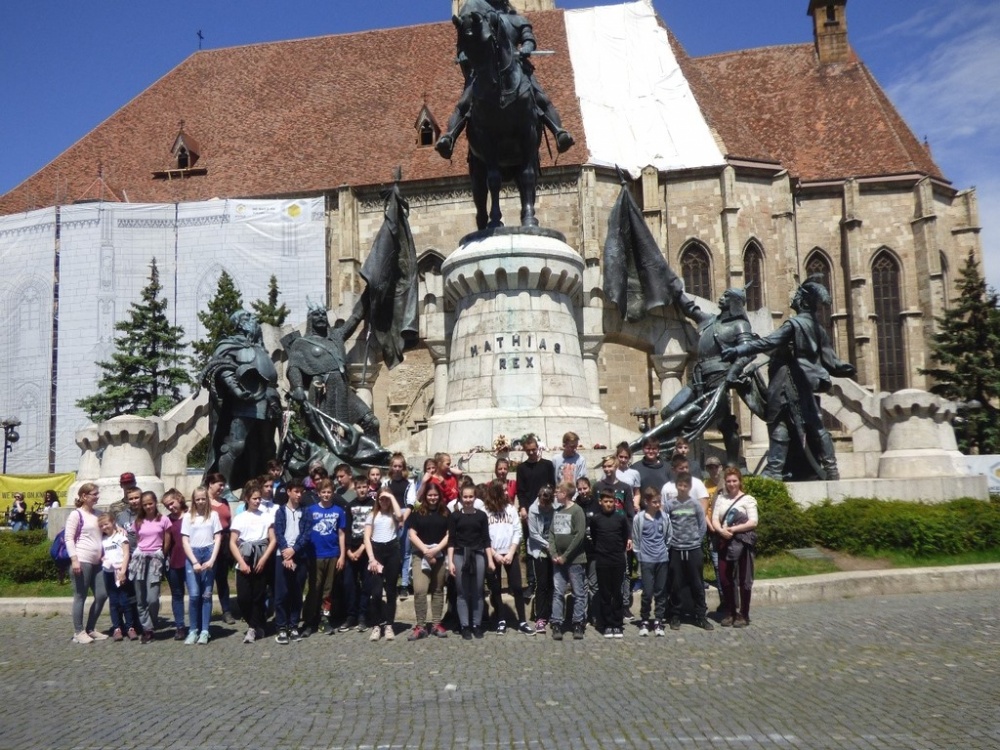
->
[49,510,83,569]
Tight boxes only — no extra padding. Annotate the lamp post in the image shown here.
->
[2,418,20,474]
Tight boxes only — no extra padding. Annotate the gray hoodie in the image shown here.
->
[662,496,706,550]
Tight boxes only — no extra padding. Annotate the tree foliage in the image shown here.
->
[920,251,1000,454]
[192,270,244,371]
[250,274,290,327]
[77,259,191,421]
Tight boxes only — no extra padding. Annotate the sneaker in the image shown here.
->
[340,618,357,633]
[733,615,749,629]
[408,626,427,641]
[184,630,198,645]
[140,630,154,644]
[637,622,649,637]
[369,625,382,642]
[72,631,94,644]
[357,619,369,633]
[88,630,109,641]
[398,588,409,601]
[222,611,236,625]
[173,627,187,641]
[127,627,139,641]
[473,626,484,639]
[243,629,257,644]
[572,623,585,640]
[112,628,124,642]
[275,629,290,645]
[518,621,534,635]
[290,628,303,641]
[535,619,547,635]
[459,627,471,641]
[197,630,210,645]
[614,627,624,639]
[322,619,335,635]
[653,621,665,637]
[623,608,635,621]
[695,617,715,631]
[384,625,395,641]
[670,617,681,631]
[720,615,734,627]
[604,627,614,639]
[432,623,449,638]
[496,620,507,636]
[551,624,563,641]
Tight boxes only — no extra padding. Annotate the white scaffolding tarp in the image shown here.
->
[564,1,725,176]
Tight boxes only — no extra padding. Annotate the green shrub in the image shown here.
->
[0,530,60,583]
[740,475,816,556]
[806,497,1000,557]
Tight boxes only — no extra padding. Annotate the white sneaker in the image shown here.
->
[637,623,649,637]
[654,621,665,637]
[87,630,109,641]
[369,625,382,642]
[243,629,256,644]
[72,631,94,644]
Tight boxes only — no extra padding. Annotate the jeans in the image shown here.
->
[639,559,668,623]
[134,556,163,632]
[453,550,486,629]
[165,566,186,628]
[369,540,401,626]
[551,562,586,626]
[185,547,216,633]
[11,521,27,532]
[71,562,107,634]
[103,570,133,631]
[399,527,412,588]
[343,550,372,622]
[275,554,309,629]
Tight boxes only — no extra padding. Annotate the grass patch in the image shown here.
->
[754,553,840,579]
[873,548,1000,568]
[0,579,73,597]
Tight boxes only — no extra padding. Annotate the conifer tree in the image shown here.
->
[192,270,244,370]
[920,251,1000,454]
[251,274,290,327]
[77,258,191,421]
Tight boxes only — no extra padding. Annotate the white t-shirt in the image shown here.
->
[660,477,709,505]
[230,508,272,544]
[101,529,129,572]
[365,512,398,544]
[181,511,223,549]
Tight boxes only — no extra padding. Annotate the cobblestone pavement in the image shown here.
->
[1,590,998,750]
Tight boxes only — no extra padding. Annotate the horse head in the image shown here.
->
[454,8,521,104]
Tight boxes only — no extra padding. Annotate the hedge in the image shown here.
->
[0,531,60,583]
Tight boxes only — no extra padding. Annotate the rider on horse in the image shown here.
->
[435,0,575,159]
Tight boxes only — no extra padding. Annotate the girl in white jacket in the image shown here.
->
[484,480,532,635]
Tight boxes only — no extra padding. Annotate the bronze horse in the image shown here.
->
[453,7,541,230]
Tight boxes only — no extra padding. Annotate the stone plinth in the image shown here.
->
[878,389,967,479]
[411,229,633,453]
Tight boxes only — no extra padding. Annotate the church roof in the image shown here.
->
[0,4,945,215]
[691,43,944,182]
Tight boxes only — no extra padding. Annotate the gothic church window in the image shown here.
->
[680,242,712,299]
[805,250,835,343]
[872,249,906,392]
[743,241,764,311]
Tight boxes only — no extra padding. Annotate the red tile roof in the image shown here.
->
[0,8,944,215]
[0,12,585,215]
[691,43,944,181]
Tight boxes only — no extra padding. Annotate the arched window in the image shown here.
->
[872,250,906,392]
[805,250,835,342]
[940,251,950,310]
[680,242,712,299]
[743,241,764,311]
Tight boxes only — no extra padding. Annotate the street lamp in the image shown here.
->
[2,418,20,474]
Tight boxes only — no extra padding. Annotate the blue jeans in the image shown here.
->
[185,547,216,633]
[11,521,27,532]
[639,559,668,623]
[344,551,372,622]
[166,566,186,628]
[103,570,134,631]
[551,562,586,626]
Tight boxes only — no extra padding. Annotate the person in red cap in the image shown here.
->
[120,472,137,490]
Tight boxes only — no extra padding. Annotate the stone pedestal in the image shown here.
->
[421,229,630,452]
[68,415,165,507]
[878,389,968,478]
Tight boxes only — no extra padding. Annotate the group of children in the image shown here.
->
[69,432,758,644]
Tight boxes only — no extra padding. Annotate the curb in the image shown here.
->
[4,563,998,618]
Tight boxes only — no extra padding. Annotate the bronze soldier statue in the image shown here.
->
[722,277,855,480]
[632,288,759,467]
[435,0,574,159]
[200,310,281,489]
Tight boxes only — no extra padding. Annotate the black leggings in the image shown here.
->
[486,558,526,624]
[368,540,401,626]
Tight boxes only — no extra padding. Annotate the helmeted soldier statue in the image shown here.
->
[201,309,281,489]
[435,0,574,159]
[632,288,759,467]
[722,277,856,480]
[283,300,381,444]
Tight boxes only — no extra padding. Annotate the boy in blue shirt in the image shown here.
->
[303,478,347,635]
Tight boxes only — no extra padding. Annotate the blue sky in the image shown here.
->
[2,0,997,286]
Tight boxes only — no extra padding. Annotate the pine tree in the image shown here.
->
[251,274,290,327]
[192,270,244,370]
[920,251,1000,454]
[77,258,192,421]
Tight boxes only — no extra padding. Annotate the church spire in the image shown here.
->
[807,0,850,64]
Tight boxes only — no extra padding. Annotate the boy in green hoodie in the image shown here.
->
[547,482,588,640]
